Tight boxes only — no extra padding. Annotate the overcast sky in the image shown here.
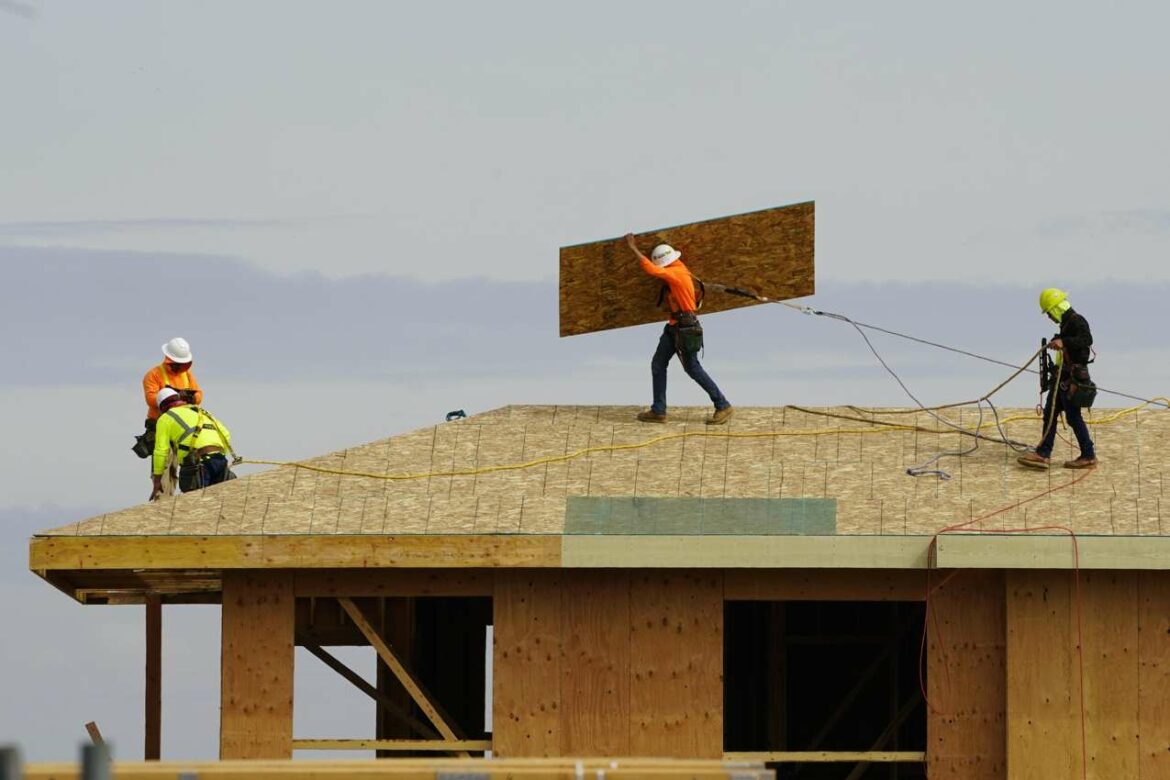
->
[3,0,1170,762]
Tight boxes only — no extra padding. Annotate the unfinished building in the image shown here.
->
[28,404,1170,779]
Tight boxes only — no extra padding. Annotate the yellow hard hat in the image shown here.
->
[1039,288,1071,320]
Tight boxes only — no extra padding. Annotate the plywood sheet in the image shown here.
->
[560,570,631,755]
[927,570,1006,779]
[492,571,562,757]
[1081,572,1140,779]
[220,571,295,759]
[1006,571,1079,779]
[629,572,723,758]
[1138,571,1170,779]
[559,202,814,337]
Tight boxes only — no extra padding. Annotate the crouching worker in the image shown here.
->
[624,233,733,425]
[151,387,237,500]
[1017,288,1098,470]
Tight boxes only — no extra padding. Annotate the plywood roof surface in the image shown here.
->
[40,404,1170,539]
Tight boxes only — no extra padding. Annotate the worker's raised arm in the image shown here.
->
[625,233,668,279]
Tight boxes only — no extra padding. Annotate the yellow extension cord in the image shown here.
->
[239,397,1169,483]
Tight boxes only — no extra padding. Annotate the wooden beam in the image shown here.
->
[935,534,1170,569]
[299,641,438,740]
[84,722,104,746]
[220,571,295,759]
[30,535,561,572]
[295,570,492,598]
[144,595,161,761]
[336,598,466,755]
[291,740,490,752]
[724,569,926,601]
[724,752,925,763]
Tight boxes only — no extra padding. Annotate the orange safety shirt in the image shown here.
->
[638,257,697,324]
[143,362,203,420]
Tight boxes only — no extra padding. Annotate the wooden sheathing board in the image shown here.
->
[926,570,1006,779]
[559,202,814,337]
[220,571,295,759]
[492,570,723,758]
[1006,571,1154,779]
[560,570,631,755]
[1006,571,1080,779]
[1138,571,1170,778]
[628,572,723,758]
[492,571,563,757]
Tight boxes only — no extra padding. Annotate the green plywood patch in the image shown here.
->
[565,497,836,536]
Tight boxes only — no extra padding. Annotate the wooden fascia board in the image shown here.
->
[29,535,562,572]
[933,534,1170,569]
[560,535,933,569]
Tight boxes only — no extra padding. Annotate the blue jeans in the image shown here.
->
[179,453,234,493]
[650,324,730,414]
[1036,388,1095,459]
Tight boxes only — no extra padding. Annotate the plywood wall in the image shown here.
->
[927,570,1006,779]
[220,571,295,759]
[492,570,723,758]
[559,202,814,336]
[1006,570,1170,780]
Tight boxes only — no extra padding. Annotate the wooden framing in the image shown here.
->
[724,751,924,763]
[336,598,468,756]
[292,740,489,752]
[220,572,294,759]
[144,595,161,761]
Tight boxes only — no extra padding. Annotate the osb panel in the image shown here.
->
[559,202,814,337]
[220,571,294,759]
[628,572,723,758]
[1081,572,1140,778]
[1139,571,1170,779]
[492,571,562,757]
[40,405,1170,540]
[560,571,632,755]
[927,570,1006,779]
[1006,571,1080,779]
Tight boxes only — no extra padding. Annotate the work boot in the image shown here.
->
[1017,452,1051,469]
[1063,456,1099,469]
[706,406,735,425]
[637,409,668,423]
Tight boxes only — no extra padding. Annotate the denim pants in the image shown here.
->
[1036,388,1095,459]
[179,453,234,493]
[650,324,730,414]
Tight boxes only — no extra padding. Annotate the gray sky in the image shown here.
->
[3,0,1170,762]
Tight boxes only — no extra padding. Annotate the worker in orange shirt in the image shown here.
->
[624,234,733,425]
[132,338,204,467]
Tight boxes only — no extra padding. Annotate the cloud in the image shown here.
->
[0,217,298,238]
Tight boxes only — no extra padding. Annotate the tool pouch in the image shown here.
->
[131,419,157,459]
[672,313,704,358]
[178,460,203,493]
[1064,364,1097,408]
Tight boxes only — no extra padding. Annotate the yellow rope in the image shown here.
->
[240,399,1168,482]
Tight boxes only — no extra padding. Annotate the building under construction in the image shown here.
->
[27,403,1170,779]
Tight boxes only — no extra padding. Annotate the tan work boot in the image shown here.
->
[1017,452,1051,469]
[637,409,668,423]
[1063,456,1098,469]
[706,406,735,425]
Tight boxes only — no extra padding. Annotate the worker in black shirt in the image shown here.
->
[1018,288,1098,469]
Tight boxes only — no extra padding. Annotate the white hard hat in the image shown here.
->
[650,244,681,267]
[162,337,193,363]
[156,387,180,410]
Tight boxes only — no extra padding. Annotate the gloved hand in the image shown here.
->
[179,389,198,403]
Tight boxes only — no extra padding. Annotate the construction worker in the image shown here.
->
[135,338,204,461]
[150,387,235,500]
[1018,288,1098,469]
[624,233,733,425]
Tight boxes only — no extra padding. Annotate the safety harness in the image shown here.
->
[655,273,706,358]
[164,406,238,464]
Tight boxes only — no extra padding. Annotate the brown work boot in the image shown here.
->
[706,406,735,425]
[637,409,668,423]
[1063,456,1098,469]
[1017,452,1051,469]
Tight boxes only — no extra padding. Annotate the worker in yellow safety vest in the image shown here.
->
[150,387,236,501]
